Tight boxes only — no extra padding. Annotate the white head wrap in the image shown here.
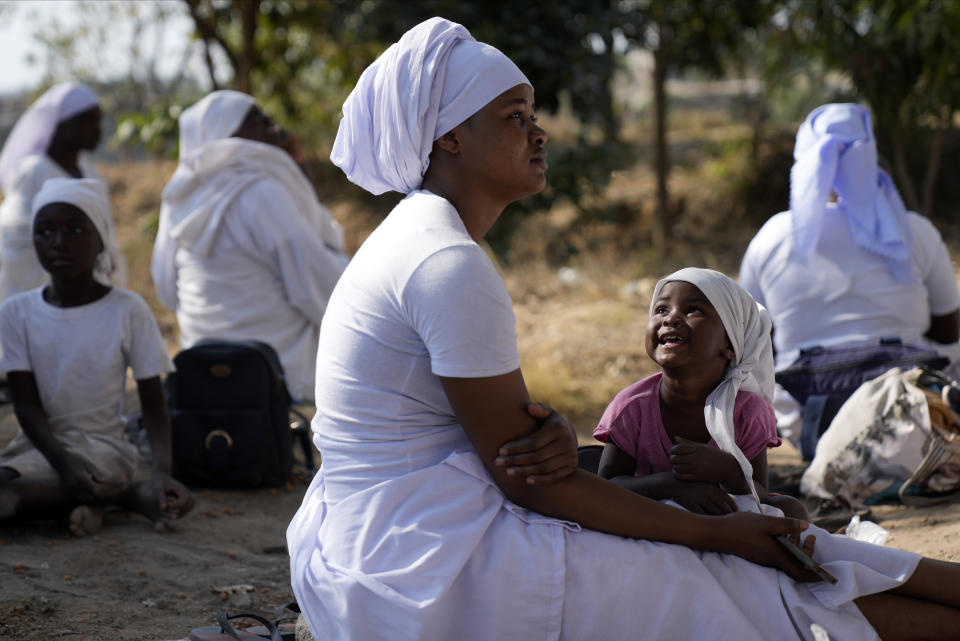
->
[790,103,913,282]
[650,268,774,506]
[331,16,530,195]
[0,82,100,193]
[32,177,125,287]
[177,90,257,158]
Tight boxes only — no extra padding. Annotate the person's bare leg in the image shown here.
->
[1,474,77,517]
[889,558,960,609]
[856,591,960,641]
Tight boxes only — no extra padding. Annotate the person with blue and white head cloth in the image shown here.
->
[740,103,960,446]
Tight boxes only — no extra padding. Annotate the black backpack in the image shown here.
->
[775,340,948,461]
[167,339,307,487]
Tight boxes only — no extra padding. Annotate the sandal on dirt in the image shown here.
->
[189,611,282,641]
[245,603,299,641]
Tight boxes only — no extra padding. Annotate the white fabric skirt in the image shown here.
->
[287,451,919,641]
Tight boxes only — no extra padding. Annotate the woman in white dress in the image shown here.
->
[287,18,960,641]
[0,83,111,301]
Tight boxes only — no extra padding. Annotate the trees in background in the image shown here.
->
[11,0,960,236]
[775,0,960,217]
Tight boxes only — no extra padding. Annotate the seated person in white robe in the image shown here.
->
[0,83,119,301]
[286,18,960,641]
[739,103,960,444]
[0,178,192,536]
[151,91,348,402]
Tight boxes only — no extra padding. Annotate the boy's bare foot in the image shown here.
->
[69,505,104,537]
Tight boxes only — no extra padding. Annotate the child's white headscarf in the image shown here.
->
[331,16,530,195]
[790,103,913,282]
[32,177,126,287]
[0,83,100,193]
[651,268,774,505]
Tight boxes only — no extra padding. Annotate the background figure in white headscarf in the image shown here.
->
[739,103,960,445]
[0,83,119,301]
[151,90,348,402]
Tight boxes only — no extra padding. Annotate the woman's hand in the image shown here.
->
[670,480,738,515]
[710,511,821,583]
[494,402,578,485]
[670,437,741,486]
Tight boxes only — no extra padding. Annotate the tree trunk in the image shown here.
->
[922,106,950,217]
[235,0,260,93]
[652,24,671,257]
[891,122,920,212]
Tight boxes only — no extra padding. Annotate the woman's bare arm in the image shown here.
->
[440,369,818,580]
[927,309,960,344]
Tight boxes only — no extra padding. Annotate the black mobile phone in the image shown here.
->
[774,535,838,584]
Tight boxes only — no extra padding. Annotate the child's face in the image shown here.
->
[645,281,734,376]
[33,203,103,279]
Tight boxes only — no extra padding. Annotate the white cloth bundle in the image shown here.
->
[0,83,99,193]
[790,103,913,282]
[330,16,530,195]
[650,268,774,505]
[152,93,344,311]
[32,176,125,286]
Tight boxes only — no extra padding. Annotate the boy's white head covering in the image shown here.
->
[651,268,774,506]
[0,82,100,193]
[790,103,913,282]
[177,90,257,158]
[32,177,125,287]
[331,16,530,195]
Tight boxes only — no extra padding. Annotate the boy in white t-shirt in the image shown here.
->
[0,177,193,535]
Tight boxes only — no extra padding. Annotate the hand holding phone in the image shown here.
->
[775,534,838,584]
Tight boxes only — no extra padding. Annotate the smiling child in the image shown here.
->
[595,267,807,519]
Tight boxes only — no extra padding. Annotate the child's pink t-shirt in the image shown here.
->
[593,372,780,476]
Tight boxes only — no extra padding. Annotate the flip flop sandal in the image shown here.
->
[245,602,299,641]
[189,611,282,641]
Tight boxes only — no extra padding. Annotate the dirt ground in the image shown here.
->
[3,157,960,640]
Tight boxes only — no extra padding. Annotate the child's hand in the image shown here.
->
[671,480,738,515]
[670,437,740,486]
[59,455,112,502]
[149,473,195,529]
[495,402,578,485]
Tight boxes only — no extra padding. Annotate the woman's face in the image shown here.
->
[645,281,734,377]
[454,83,548,202]
[232,105,289,148]
[51,106,102,151]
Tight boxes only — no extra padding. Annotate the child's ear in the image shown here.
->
[723,343,735,361]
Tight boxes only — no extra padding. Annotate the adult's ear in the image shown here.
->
[434,129,461,155]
